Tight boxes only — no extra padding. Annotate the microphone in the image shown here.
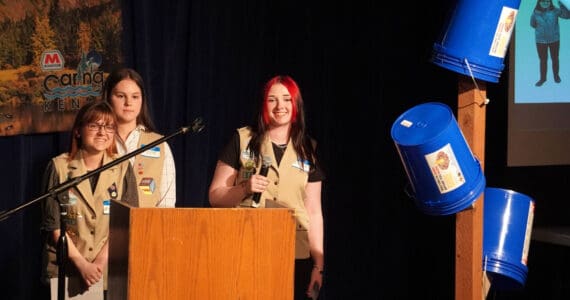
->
[252,156,272,206]
[181,117,205,134]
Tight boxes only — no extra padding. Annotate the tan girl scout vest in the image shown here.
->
[236,127,311,259]
[47,150,130,289]
[133,131,165,207]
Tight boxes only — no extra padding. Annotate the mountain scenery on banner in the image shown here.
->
[0,0,123,136]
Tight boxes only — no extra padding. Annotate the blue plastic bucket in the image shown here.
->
[431,0,521,83]
[483,187,535,290]
[390,102,485,215]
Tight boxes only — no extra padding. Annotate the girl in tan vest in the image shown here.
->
[103,67,176,208]
[209,75,325,299]
[40,101,138,299]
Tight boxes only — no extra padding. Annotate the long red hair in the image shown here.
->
[261,75,300,125]
[249,75,316,172]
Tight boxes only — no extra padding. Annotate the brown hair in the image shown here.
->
[68,101,118,160]
[102,67,157,132]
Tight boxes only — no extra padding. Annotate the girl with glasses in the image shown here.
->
[40,100,138,299]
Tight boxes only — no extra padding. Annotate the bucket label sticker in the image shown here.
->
[521,201,535,266]
[399,119,413,128]
[425,143,465,194]
[489,6,518,58]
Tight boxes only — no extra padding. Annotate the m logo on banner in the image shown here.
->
[41,50,65,71]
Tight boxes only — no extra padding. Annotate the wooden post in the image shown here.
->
[455,75,487,300]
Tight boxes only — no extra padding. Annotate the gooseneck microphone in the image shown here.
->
[252,156,272,206]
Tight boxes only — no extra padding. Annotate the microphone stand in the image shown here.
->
[0,118,204,300]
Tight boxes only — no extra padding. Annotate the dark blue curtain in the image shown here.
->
[118,2,458,298]
[3,0,570,299]
[0,1,463,299]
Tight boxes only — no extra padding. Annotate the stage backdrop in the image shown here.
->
[0,0,123,136]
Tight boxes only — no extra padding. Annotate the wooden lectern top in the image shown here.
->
[108,200,296,300]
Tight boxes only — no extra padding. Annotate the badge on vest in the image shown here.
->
[136,162,144,175]
[292,159,311,172]
[108,183,118,200]
[140,144,161,158]
[65,192,80,224]
[139,177,156,195]
[241,149,255,179]
[103,200,110,215]
[68,192,78,206]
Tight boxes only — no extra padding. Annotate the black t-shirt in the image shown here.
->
[218,131,325,182]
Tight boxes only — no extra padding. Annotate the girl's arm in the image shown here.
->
[304,181,324,296]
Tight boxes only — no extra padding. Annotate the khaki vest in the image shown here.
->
[133,131,165,207]
[46,150,130,290]
[235,127,311,258]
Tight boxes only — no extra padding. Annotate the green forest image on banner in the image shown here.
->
[0,0,123,136]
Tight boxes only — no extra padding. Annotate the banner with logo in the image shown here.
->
[0,0,123,136]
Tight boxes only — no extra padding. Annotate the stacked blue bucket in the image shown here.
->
[402,0,533,290]
[431,0,522,83]
[391,102,535,290]
[391,102,485,216]
[484,187,535,290]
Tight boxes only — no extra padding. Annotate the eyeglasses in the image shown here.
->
[86,123,116,133]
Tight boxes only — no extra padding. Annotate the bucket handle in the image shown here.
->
[462,58,490,108]
[404,181,416,201]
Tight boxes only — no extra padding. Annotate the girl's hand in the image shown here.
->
[306,266,323,299]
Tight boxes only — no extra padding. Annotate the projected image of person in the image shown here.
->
[530,0,570,86]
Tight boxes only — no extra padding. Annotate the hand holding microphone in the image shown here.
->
[251,156,272,207]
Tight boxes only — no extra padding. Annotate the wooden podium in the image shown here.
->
[108,200,296,300]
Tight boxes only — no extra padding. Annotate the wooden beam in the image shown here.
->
[455,75,487,300]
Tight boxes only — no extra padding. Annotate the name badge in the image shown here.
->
[292,159,311,172]
[103,200,110,215]
[141,144,161,158]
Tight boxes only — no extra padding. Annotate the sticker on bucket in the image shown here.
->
[483,187,535,290]
[391,102,485,216]
[425,143,465,194]
[489,7,517,58]
[431,0,522,83]
[521,201,535,265]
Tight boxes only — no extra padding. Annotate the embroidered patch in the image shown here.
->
[68,192,78,206]
[64,192,79,225]
[139,177,156,195]
[137,162,144,175]
[241,149,255,179]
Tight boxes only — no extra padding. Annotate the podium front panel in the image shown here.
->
[109,203,296,300]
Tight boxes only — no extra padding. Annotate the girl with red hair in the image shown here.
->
[209,75,325,299]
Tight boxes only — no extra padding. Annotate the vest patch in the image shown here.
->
[241,149,255,179]
[65,192,79,225]
[139,177,156,195]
